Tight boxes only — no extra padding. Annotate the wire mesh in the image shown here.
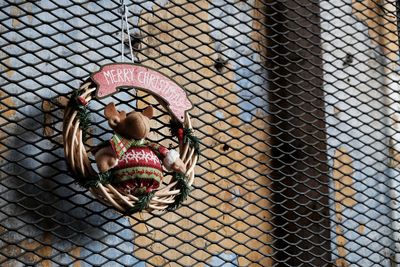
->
[1,0,400,266]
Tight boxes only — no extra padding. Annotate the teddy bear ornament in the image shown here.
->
[94,103,186,195]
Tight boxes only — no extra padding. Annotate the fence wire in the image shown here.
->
[1,0,400,266]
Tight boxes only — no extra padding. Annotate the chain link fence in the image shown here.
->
[1,0,399,266]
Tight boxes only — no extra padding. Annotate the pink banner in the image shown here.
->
[91,63,192,122]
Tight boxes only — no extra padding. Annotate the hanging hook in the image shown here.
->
[119,0,135,63]
[120,0,126,13]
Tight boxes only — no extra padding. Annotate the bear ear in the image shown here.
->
[142,106,153,119]
[104,102,118,119]
[105,102,121,128]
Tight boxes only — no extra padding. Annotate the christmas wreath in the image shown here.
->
[63,64,198,214]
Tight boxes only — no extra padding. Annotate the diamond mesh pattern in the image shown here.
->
[1,0,400,266]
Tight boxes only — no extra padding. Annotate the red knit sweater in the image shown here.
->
[110,135,169,195]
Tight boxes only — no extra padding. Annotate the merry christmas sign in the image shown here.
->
[91,63,192,122]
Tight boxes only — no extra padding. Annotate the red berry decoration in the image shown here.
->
[77,96,88,106]
[177,128,184,143]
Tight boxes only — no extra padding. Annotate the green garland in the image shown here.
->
[167,173,191,211]
[124,192,155,215]
[184,128,200,155]
[69,89,91,141]
[169,119,200,155]
[69,89,196,213]
[169,119,182,136]
[75,171,114,188]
